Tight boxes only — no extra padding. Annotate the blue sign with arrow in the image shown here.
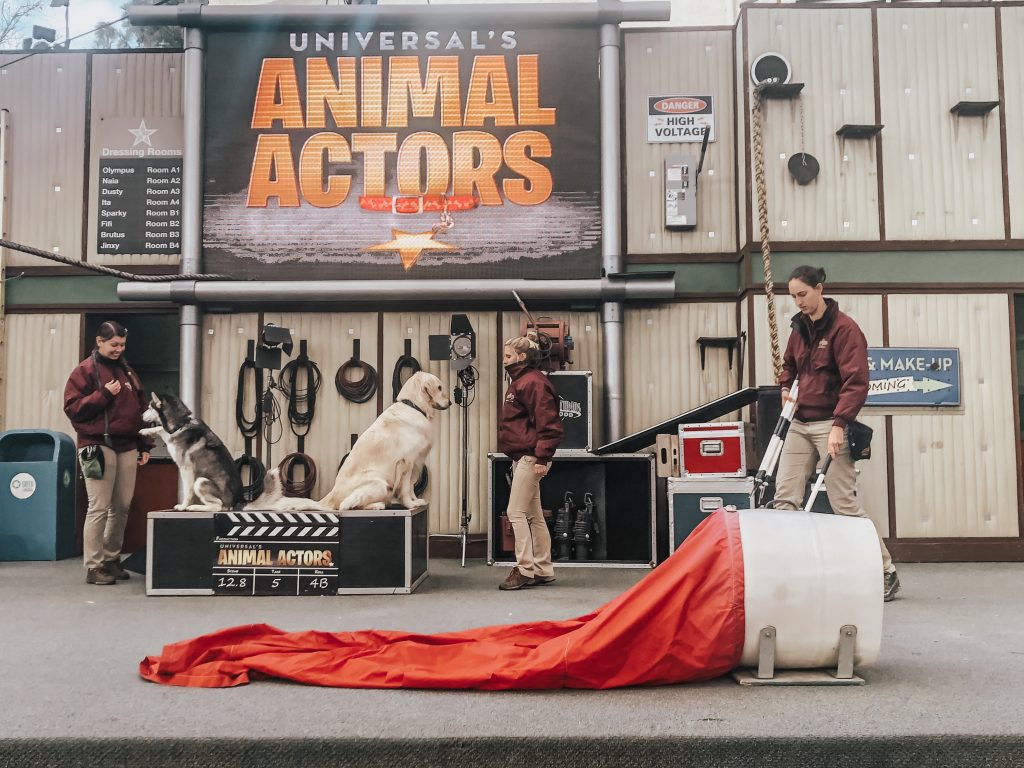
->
[865,348,961,407]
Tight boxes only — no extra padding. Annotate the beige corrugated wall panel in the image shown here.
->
[91,53,183,117]
[261,312,379,500]
[0,54,86,267]
[624,30,736,254]
[200,314,260,461]
[877,8,1002,241]
[382,312,498,536]
[1002,8,1024,238]
[745,8,879,242]
[623,303,737,437]
[88,52,183,267]
[888,294,1017,539]
[751,293,888,535]
[3,314,80,436]
[501,311,604,447]
[751,291,793,387]
[736,13,747,248]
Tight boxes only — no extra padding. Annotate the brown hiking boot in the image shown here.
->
[532,575,556,586]
[103,560,130,580]
[498,567,535,591]
[86,566,116,585]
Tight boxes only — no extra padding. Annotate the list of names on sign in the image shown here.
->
[97,158,181,254]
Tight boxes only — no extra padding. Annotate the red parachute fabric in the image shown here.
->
[139,509,745,689]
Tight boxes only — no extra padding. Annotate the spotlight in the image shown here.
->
[429,314,476,372]
[255,322,294,370]
[32,25,57,43]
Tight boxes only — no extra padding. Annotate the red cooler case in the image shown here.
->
[679,421,747,478]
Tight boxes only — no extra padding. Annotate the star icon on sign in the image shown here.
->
[363,229,457,270]
[129,119,158,147]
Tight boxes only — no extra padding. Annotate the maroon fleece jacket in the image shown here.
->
[779,298,869,429]
[64,352,153,452]
[498,362,564,465]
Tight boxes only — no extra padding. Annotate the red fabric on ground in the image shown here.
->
[139,509,745,689]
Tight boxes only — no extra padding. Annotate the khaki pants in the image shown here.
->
[82,445,138,570]
[506,456,554,579]
[774,419,893,573]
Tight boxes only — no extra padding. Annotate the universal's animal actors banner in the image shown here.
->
[202,26,602,280]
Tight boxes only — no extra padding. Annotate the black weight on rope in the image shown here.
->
[788,153,820,185]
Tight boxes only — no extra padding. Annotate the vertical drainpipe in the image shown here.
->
[599,23,624,442]
[179,27,204,441]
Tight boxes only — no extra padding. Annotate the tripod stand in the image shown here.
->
[455,365,478,566]
[752,379,799,507]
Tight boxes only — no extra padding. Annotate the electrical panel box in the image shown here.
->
[665,154,698,230]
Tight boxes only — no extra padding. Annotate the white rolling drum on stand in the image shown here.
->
[732,508,883,685]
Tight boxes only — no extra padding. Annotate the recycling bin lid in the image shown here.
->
[0,429,73,463]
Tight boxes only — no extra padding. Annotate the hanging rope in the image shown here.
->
[751,81,783,384]
[0,238,231,281]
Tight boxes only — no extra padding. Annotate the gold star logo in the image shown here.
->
[363,228,457,270]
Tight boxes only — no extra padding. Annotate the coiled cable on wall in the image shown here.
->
[235,343,265,503]
[236,354,263,440]
[235,454,267,503]
[336,357,378,403]
[414,465,428,496]
[391,339,421,400]
[279,341,322,437]
[278,452,318,498]
[276,340,321,498]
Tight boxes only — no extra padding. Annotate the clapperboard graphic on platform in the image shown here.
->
[213,511,340,596]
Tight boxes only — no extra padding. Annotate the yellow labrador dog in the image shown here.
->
[319,371,451,510]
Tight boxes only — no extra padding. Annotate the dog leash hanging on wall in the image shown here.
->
[278,339,322,499]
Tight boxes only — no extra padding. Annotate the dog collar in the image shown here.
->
[399,398,428,418]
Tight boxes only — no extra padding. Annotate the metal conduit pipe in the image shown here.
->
[179,26,204,415]
[178,27,205,504]
[599,23,625,442]
[118,276,676,304]
[129,1,671,28]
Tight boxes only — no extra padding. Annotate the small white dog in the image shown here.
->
[320,371,451,510]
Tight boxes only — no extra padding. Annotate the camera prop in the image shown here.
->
[511,291,573,372]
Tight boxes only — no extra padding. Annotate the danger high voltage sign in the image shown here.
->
[647,96,716,143]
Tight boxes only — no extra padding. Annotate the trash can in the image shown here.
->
[0,429,76,560]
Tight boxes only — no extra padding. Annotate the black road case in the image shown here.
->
[487,452,655,568]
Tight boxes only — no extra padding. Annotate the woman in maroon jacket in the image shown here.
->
[776,266,899,601]
[497,335,564,591]
[64,321,152,585]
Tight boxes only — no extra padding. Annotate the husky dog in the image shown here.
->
[141,392,242,512]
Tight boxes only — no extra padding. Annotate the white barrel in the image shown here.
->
[737,509,883,669]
